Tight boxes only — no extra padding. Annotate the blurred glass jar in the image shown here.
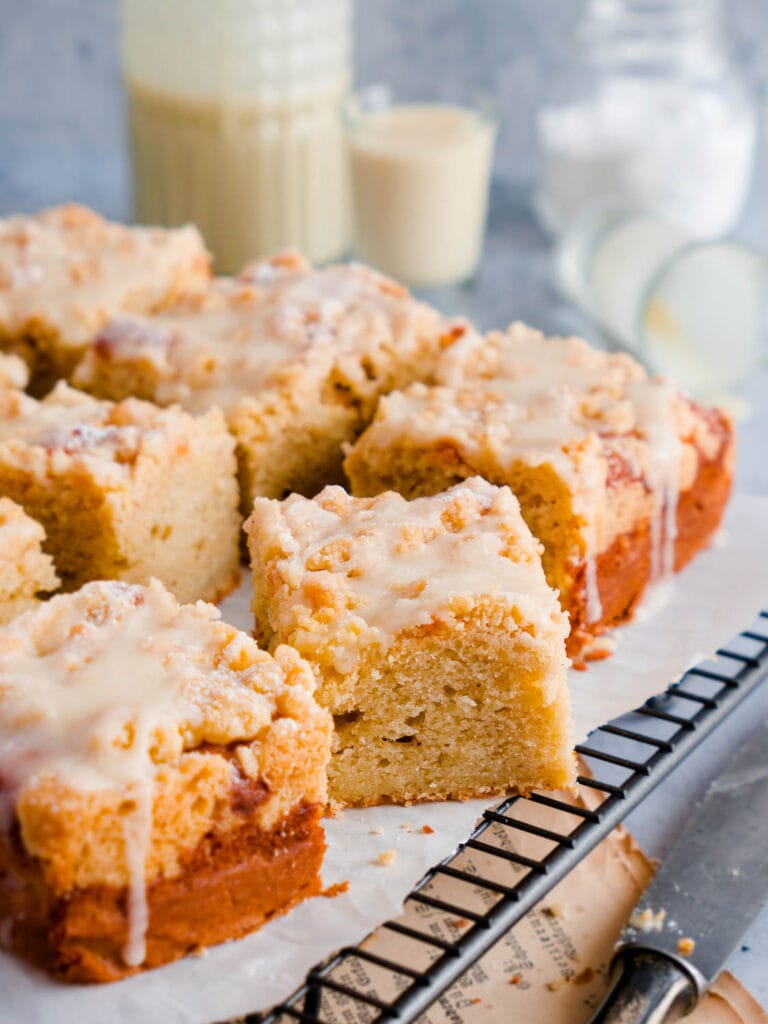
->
[558,208,768,398]
[121,0,351,272]
[535,0,757,239]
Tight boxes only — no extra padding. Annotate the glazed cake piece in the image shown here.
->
[0,353,28,391]
[0,203,209,394]
[0,579,332,982]
[344,324,734,657]
[0,382,240,603]
[246,478,574,809]
[0,498,58,624]
[72,250,456,509]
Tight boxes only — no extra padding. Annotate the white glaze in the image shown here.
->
[255,478,564,678]
[0,579,278,967]
[78,254,444,415]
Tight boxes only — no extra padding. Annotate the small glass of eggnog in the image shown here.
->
[343,87,497,288]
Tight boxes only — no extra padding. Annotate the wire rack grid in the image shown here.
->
[231,609,768,1024]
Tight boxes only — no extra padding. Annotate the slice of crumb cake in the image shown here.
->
[71,250,458,509]
[344,323,734,658]
[246,478,574,809]
[0,203,209,394]
[0,381,240,604]
[0,498,58,624]
[0,579,332,982]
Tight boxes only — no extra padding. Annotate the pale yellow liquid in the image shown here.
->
[348,104,496,287]
[128,80,350,273]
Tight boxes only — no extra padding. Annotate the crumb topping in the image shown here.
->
[0,381,199,480]
[248,478,565,674]
[0,497,45,546]
[351,322,728,606]
[0,578,314,814]
[0,353,28,390]
[76,250,446,414]
[0,204,208,345]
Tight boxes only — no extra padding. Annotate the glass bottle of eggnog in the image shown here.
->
[121,0,351,272]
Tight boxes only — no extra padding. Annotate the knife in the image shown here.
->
[591,717,768,1024]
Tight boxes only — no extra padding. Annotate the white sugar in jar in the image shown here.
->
[535,0,757,239]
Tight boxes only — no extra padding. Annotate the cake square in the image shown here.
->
[0,204,210,394]
[0,498,58,624]
[246,478,574,808]
[71,250,458,510]
[344,324,734,658]
[0,579,332,981]
[0,381,240,604]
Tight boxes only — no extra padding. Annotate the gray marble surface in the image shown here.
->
[1,0,768,1013]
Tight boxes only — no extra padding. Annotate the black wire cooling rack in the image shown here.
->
[234,609,768,1024]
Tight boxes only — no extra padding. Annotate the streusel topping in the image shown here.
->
[250,478,563,674]
[0,578,316,963]
[0,204,208,345]
[77,250,446,413]
[0,381,197,479]
[0,353,28,391]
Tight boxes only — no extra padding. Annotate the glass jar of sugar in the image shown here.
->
[121,0,352,271]
[535,0,757,239]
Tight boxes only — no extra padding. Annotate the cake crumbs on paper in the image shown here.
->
[630,907,666,933]
[321,881,350,898]
[541,903,562,918]
[400,821,412,830]
[573,967,595,985]
[677,937,696,956]
[582,635,617,663]
[421,824,435,834]
[376,849,397,867]
[450,917,470,930]
[368,826,384,836]
[509,974,522,986]
[546,978,566,992]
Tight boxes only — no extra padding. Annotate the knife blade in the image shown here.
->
[591,717,768,1024]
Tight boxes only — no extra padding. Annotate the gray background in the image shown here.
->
[2,0,768,218]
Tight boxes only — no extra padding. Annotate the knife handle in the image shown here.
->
[590,951,698,1024]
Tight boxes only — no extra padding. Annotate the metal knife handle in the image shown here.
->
[590,951,698,1024]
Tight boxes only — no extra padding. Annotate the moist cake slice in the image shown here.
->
[0,498,58,624]
[0,578,332,982]
[344,324,734,658]
[0,381,240,603]
[0,203,209,394]
[246,478,574,809]
[72,250,459,510]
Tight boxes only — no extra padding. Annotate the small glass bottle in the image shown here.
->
[535,0,757,238]
[121,0,352,272]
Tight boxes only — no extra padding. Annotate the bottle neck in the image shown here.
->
[581,0,727,77]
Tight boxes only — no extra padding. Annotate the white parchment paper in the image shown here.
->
[3,493,767,1024]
